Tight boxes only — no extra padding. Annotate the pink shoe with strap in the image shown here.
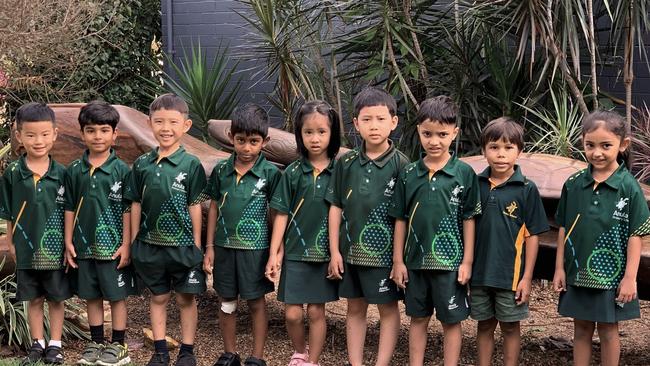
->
[288,351,308,366]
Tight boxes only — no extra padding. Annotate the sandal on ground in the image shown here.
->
[213,352,241,366]
[288,351,308,366]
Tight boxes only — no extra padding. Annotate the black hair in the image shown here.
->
[230,103,269,138]
[480,117,525,151]
[78,100,120,130]
[15,102,55,129]
[416,96,458,125]
[582,110,630,165]
[294,100,341,159]
[353,87,397,117]
[149,93,189,118]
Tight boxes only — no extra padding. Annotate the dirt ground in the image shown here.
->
[28,281,643,366]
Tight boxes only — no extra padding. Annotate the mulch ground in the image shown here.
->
[6,281,650,365]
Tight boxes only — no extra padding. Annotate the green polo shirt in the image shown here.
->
[471,166,549,291]
[124,146,208,247]
[207,154,281,250]
[388,155,481,271]
[325,142,410,268]
[270,157,334,262]
[556,164,650,290]
[0,155,67,270]
[63,150,130,260]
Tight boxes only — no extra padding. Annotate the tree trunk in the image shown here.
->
[386,31,420,109]
[403,0,428,99]
[587,0,598,109]
[624,1,635,129]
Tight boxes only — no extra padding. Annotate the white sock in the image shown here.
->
[37,339,45,349]
[48,340,62,348]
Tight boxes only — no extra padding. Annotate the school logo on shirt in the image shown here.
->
[384,177,397,197]
[612,197,629,221]
[117,274,125,288]
[187,270,200,284]
[378,278,390,293]
[56,185,66,204]
[252,178,267,196]
[172,172,187,192]
[503,201,519,219]
[108,181,122,202]
[450,185,463,205]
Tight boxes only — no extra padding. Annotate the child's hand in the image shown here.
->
[112,244,131,269]
[457,262,472,285]
[64,244,78,270]
[552,269,566,292]
[203,247,214,275]
[389,262,408,289]
[265,254,282,282]
[327,252,344,280]
[616,276,637,303]
[515,277,532,305]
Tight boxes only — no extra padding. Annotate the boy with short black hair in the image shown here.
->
[390,95,481,366]
[63,100,135,366]
[125,93,208,366]
[326,87,409,366]
[471,117,548,366]
[203,103,281,366]
[0,102,71,365]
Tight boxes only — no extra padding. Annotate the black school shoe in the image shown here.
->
[243,356,267,366]
[213,352,241,366]
[147,352,171,366]
[20,342,44,365]
[175,352,197,366]
[43,345,64,364]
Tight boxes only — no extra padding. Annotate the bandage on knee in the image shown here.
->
[220,300,238,314]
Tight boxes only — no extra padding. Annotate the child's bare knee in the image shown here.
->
[499,321,520,336]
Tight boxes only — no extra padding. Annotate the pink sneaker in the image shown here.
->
[288,351,308,366]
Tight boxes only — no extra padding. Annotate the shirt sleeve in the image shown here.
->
[266,167,282,203]
[628,181,650,237]
[524,182,550,235]
[462,169,481,220]
[63,167,76,212]
[120,167,132,213]
[0,169,12,221]
[325,158,344,208]
[123,163,142,203]
[270,169,293,213]
[206,164,221,201]
[555,184,568,228]
[388,168,407,220]
[187,161,208,206]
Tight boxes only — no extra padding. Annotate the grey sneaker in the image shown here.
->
[96,343,131,366]
[77,342,104,365]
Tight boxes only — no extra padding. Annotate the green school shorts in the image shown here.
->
[470,286,528,322]
[71,259,138,301]
[404,270,469,323]
[16,269,72,302]
[131,240,206,295]
[339,263,402,305]
[213,246,274,300]
[558,285,640,323]
[278,260,338,304]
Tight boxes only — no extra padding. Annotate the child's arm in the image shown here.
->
[203,200,218,275]
[327,205,344,280]
[458,218,475,285]
[390,219,408,289]
[617,235,642,303]
[63,211,78,269]
[113,212,132,269]
[552,227,566,292]
[5,221,15,262]
[265,211,288,281]
[189,204,202,249]
[130,202,141,243]
[516,234,539,305]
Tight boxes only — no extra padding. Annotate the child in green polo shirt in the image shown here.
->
[326,87,409,366]
[470,117,549,366]
[0,102,72,365]
[63,101,136,366]
[264,100,342,366]
[124,94,208,366]
[390,96,480,366]
[553,110,650,366]
[203,103,281,366]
